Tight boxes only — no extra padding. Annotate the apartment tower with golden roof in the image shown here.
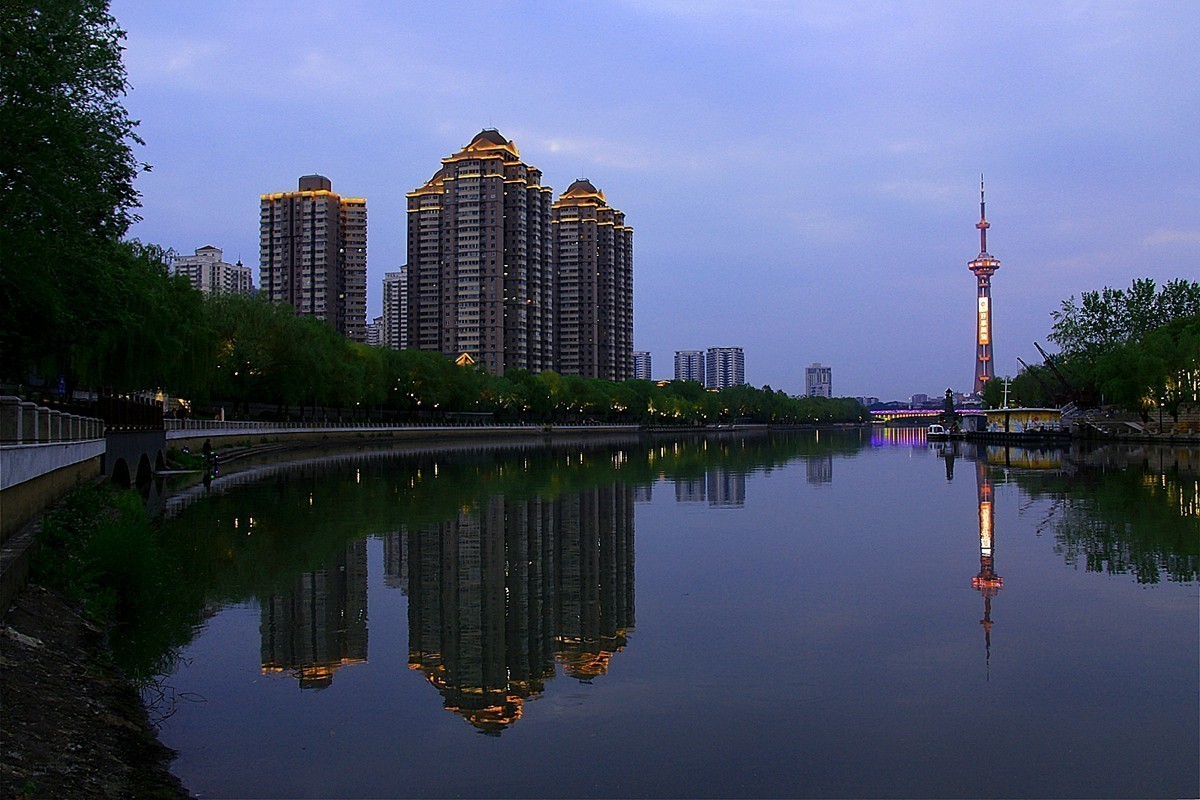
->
[406,130,554,374]
[259,174,367,342]
[551,179,634,381]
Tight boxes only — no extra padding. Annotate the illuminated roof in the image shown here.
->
[462,128,520,157]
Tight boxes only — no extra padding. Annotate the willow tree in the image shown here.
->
[0,0,146,384]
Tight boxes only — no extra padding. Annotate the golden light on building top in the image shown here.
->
[967,176,1001,394]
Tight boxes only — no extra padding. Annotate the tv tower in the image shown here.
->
[967,176,1001,394]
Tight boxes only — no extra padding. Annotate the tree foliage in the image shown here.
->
[1,0,147,382]
[1016,278,1200,413]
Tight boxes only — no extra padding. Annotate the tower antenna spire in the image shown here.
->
[977,174,989,254]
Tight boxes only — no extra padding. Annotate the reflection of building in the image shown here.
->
[405,486,635,733]
[383,529,408,591]
[706,468,746,507]
[967,177,1001,394]
[260,540,369,689]
[634,484,653,503]
[971,457,1003,677]
[805,455,833,485]
[674,477,706,503]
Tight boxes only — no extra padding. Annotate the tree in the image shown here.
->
[1049,278,1200,360]
[1,0,146,382]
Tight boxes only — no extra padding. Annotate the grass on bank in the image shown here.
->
[32,483,199,681]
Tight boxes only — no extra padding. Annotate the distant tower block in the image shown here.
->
[967,176,1001,394]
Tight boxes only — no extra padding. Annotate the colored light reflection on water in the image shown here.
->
[149,432,1198,799]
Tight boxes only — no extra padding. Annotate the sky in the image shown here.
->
[112,0,1199,401]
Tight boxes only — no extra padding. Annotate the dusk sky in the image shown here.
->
[113,1,1198,401]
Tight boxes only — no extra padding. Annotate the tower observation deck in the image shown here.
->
[967,177,1001,394]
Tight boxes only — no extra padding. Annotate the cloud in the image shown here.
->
[1143,228,1200,247]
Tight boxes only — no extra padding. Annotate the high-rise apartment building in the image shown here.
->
[382,267,407,350]
[551,179,633,380]
[633,351,652,381]
[365,316,383,347]
[260,175,367,342]
[806,363,832,397]
[406,130,553,375]
[172,245,253,296]
[674,350,704,383]
[705,347,745,389]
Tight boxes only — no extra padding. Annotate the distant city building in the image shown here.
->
[705,347,745,389]
[805,363,832,397]
[259,174,367,342]
[633,351,652,381]
[172,245,252,296]
[365,316,384,347]
[406,129,554,375]
[855,396,881,408]
[910,393,931,406]
[552,179,634,381]
[674,350,704,383]
[382,267,407,350]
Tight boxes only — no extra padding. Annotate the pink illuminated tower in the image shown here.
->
[967,177,1001,394]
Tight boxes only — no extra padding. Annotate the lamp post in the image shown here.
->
[1159,395,1165,434]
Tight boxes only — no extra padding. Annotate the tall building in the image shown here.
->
[632,351,652,381]
[382,267,407,350]
[551,179,634,381]
[705,347,744,389]
[967,177,1000,394]
[259,175,367,342]
[674,350,704,383]
[365,316,383,347]
[406,130,554,375]
[805,363,832,397]
[172,245,252,296]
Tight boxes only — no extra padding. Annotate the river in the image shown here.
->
[141,429,1198,799]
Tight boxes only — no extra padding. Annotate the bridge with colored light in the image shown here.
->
[870,408,988,424]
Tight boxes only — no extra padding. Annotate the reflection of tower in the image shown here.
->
[805,455,833,485]
[707,468,747,506]
[405,486,635,732]
[971,458,1003,677]
[967,177,1001,394]
[260,540,369,689]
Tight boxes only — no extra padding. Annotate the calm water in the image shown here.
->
[147,430,1199,799]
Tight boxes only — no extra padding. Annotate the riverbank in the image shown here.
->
[0,582,190,799]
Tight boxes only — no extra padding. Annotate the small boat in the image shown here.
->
[927,423,950,440]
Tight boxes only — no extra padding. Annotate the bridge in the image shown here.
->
[871,408,988,425]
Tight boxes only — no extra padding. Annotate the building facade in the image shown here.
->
[705,347,745,389]
[805,363,832,397]
[551,179,634,381]
[406,130,554,375]
[366,316,384,347]
[172,245,253,296]
[674,350,704,383]
[632,351,652,381]
[382,267,407,350]
[259,175,367,342]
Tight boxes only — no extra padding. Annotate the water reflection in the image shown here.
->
[971,455,1003,677]
[260,540,369,689]
[394,486,635,733]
